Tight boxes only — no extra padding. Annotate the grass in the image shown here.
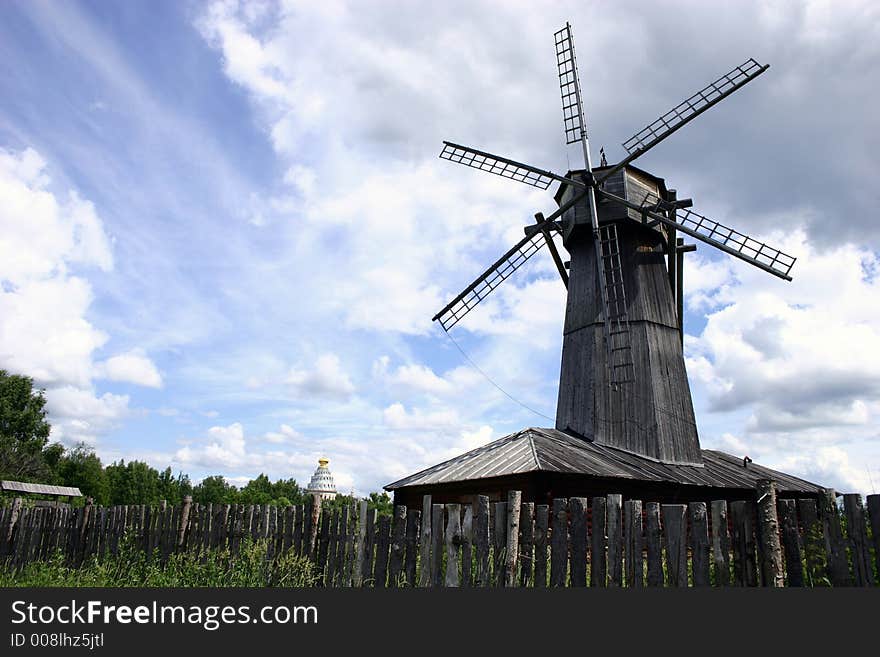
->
[0,535,318,587]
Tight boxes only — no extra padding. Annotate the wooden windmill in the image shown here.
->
[431,23,796,467]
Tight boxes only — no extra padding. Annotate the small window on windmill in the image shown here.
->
[624,168,662,223]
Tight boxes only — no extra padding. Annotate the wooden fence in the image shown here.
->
[2,482,878,587]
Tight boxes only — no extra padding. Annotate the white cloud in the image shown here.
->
[0,146,157,446]
[264,423,302,443]
[382,402,460,431]
[45,385,130,445]
[285,353,355,399]
[96,349,163,388]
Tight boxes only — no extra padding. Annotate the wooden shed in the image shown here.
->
[385,428,824,508]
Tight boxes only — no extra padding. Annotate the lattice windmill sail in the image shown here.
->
[433,22,795,466]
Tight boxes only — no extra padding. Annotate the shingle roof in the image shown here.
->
[384,427,824,495]
[1,480,83,497]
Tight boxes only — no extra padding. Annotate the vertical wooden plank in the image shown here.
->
[431,504,444,587]
[352,500,367,587]
[334,506,350,586]
[404,508,421,588]
[504,491,521,587]
[474,496,491,587]
[373,514,392,588]
[388,505,407,587]
[229,504,243,556]
[778,499,804,587]
[710,500,730,587]
[843,494,872,587]
[534,504,549,588]
[309,497,322,558]
[316,509,331,584]
[418,495,432,587]
[820,489,850,586]
[689,502,710,587]
[492,501,507,586]
[756,480,784,587]
[345,504,357,586]
[798,499,825,586]
[606,494,623,587]
[461,506,473,588]
[445,503,462,587]
[662,504,687,587]
[292,504,304,556]
[730,501,757,587]
[178,496,192,549]
[645,502,663,586]
[302,499,312,557]
[568,497,588,587]
[518,502,534,587]
[550,498,568,587]
[624,500,643,588]
[325,510,341,587]
[867,495,880,586]
[361,508,377,586]
[590,496,607,588]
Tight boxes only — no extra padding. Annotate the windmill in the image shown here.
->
[432,23,796,467]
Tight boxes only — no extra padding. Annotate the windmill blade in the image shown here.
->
[597,59,769,184]
[554,22,586,145]
[433,230,550,331]
[439,141,581,191]
[595,187,796,280]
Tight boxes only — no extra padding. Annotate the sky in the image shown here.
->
[0,0,878,497]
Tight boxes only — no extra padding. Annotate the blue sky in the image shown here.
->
[1,0,878,496]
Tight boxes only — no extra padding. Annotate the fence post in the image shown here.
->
[503,491,521,587]
[689,502,710,587]
[492,501,507,586]
[352,501,367,587]
[710,500,730,586]
[606,494,623,587]
[645,502,662,587]
[178,496,192,548]
[405,509,421,587]
[662,504,687,587]
[418,495,432,587]
[5,497,22,545]
[534,504,549,588]
[389,505,407,587]
[550,498,568,587]
[445,503,462,587]
[461,506,473,588]
[868,495,880,585]
[624,500,643,588]
[568,497,588,587]
[373,514,391,588]
[842,494,872,586]
[519,502,534,587]
[777,499,803,587]
[474,496,490,587]
[591,497,607,587]
[756,480,784,587]
[431,504,444,587]
[820,489,850,586]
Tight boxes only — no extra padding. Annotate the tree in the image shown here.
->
[57,443,109,505]
[192,475,237,505]
[106,460,161,505]
[158,467,192,503]
[0,369,53,481]
[239,473,273,505]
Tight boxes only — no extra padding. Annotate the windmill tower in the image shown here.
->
[430,25,796,468]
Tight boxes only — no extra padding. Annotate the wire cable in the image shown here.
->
[439,325,556,423]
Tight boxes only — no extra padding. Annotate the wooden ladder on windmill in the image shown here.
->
[598,223,634,386]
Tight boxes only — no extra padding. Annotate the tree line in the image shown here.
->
[0,369,392,515]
